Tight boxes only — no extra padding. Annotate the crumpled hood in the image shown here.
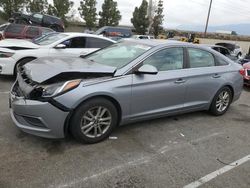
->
[0,39,39,49]
[22,57,117,83]
[0,47,15,53]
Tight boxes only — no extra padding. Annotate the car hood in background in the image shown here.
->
[22,57,117,83]
[0,39,40,49]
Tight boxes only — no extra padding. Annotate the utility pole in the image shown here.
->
[147,0,154,34]
[204,0,213,37]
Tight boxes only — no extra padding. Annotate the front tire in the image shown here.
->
[70,98,118,144]
[209,87,232,116]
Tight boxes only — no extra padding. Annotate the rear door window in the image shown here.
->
[86,37,113,48]
[61,37,86,48]
[188,48,215,68]
[26,27,40,37]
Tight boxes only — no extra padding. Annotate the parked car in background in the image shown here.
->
[0,32,116,75]
[0,23,10,40]
[10,40,243,143]
[95,26,133,38]
[10,12,64,32]
[0,23,10,38]
[216,42,243,58]
[205,44,238,62]
[242,62,250,86]
[132,35,155,39]
[0,23,54,40]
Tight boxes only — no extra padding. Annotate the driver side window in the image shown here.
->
[143,48,184,71]
[61,37,86,48]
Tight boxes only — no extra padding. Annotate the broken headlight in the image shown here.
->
[0,51,14,58]
[42,79,81,97]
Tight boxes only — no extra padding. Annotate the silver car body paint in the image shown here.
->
[10,40,243,138]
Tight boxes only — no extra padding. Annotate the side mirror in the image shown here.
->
[54,44,66,49]
[135,64,158,75]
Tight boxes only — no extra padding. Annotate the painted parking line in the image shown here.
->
[53,132,223,188]
[0,91,9,94]
[183,154,250,188]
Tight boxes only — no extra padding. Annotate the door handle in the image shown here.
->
[212,74,221,78]
[175,79,186,84]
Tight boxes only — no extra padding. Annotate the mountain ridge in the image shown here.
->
[177,23,250,36]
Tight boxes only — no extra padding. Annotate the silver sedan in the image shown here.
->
[10,40,244,143]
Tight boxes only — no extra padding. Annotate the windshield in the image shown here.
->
[0,24,8,31]
[33,33,67,45]
[85,42,152,69]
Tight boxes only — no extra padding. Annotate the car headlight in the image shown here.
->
[42,79,81,97]
[0,51,14,58]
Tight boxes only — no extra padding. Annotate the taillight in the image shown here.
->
[239,69,245,76]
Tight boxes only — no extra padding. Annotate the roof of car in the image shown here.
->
[122,38,191,47]
[62,32,116,42]
[215,42,237,46]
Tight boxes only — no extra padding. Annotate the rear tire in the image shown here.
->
[209,87,232,116]
[70,98,118,144]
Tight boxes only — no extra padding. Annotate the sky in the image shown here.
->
[62,0,250,28]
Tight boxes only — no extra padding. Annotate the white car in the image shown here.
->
[0,32,116,75]
[0,23,10,39]
[132,35,155,39]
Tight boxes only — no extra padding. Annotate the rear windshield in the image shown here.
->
[33,33,67,45]
[5,24,25,34]
[0,24,8,31]
[95,27,132,38]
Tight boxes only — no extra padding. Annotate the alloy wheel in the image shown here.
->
[80,106,112,138]
[216,91,230,112]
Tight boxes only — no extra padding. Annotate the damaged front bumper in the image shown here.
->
[9,81,70,139]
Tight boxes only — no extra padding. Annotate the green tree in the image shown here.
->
[47,0,73,22]
[131,0,149,35]
[152,0,164,37]
[78,0,97,30]
[0,0,26,20]
[28,0,48,13]
[99,0,121,27]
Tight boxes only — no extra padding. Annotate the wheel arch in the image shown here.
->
[223,84,234,99]
[64,95,122,136]
[209,84,235,108]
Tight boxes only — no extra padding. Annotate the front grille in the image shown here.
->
[16,66,43,99]
[18,66,38,87]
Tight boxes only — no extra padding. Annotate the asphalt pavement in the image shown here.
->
[0,76,250,188]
